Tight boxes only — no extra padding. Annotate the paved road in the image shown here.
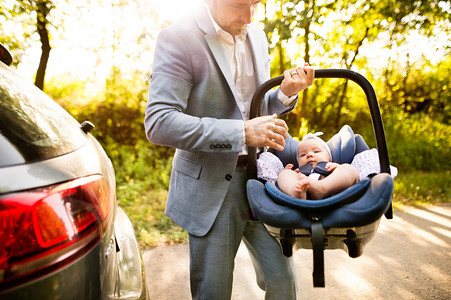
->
[143,204,451,299]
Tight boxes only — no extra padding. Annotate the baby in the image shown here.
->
[277,133,358,199]
[257,132,359,200]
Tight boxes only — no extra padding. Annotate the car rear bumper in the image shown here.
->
[109,206,149,300]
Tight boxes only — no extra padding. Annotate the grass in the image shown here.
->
[116,177,188,249]
[391,170,450,210]
[118,167,450,250]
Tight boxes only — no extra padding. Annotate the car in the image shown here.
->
[0,44,148,299]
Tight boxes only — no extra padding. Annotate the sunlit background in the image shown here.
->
[9,0,203,84]
[2,0,449,259]
[2,0,450,99]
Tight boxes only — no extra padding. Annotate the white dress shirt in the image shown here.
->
[206,9,296,121]
[206,6,296,153]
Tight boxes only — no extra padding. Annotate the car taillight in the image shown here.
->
[0,175,114,290]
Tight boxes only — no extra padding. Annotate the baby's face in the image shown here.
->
[297,138,331,166]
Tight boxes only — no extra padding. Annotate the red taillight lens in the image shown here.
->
[0,175,114,289]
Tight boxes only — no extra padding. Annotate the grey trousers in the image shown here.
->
[189,166,297,300]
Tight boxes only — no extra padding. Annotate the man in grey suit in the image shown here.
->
[145,0,314,298]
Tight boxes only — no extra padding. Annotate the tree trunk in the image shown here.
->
[34,2,51,91]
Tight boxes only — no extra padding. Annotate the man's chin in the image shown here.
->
[233,24,247,36]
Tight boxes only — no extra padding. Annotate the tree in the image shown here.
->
[262,0,339,130]
[375,0,451,119]
[15,0,55,90]
[259,0,450,135]
[0,1,34,66]
[1,0,56,90]
[34,0,54,90]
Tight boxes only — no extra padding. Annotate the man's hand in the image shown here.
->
[244,114,288,151]
[280,63,315,98]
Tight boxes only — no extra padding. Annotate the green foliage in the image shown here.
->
[107,140,173,190]
[107,141,182,248]
[279,56,451,159]
[377,56,451,125]
[262,0,450,133]
[48,68,151,147]
[45,74,94,101]
[382,112,451,172]
[0,2,36,66]
[110,142,183,247]
[393,170,450,208]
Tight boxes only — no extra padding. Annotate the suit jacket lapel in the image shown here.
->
[195,4,239,102]
[205,36,239,101]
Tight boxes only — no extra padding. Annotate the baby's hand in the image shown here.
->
[285,163,294,170]
[284,163,300,172]
[326,162,340,172]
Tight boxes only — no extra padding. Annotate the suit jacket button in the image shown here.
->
[225,174,232,181]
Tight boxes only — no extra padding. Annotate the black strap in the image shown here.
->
[311,218,325,287]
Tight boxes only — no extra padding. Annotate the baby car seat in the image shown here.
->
[246,69,394,287]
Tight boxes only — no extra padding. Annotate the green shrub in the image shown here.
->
[393,170,450,208]
[357,111,451,172]
[115,172,187,248]
[105,141,182,247]
[105,140,174,190]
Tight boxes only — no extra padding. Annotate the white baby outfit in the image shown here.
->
[257,149,397,184]
[350,148,398,180]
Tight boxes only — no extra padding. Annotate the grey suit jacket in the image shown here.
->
[144,4,296,236]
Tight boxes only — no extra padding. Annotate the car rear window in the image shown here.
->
[0,62,87,167]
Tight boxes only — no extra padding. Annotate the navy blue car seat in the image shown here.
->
[246,70,394,287]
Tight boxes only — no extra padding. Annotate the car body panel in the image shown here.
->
[0,135,113,195]
[0,52,148,299]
